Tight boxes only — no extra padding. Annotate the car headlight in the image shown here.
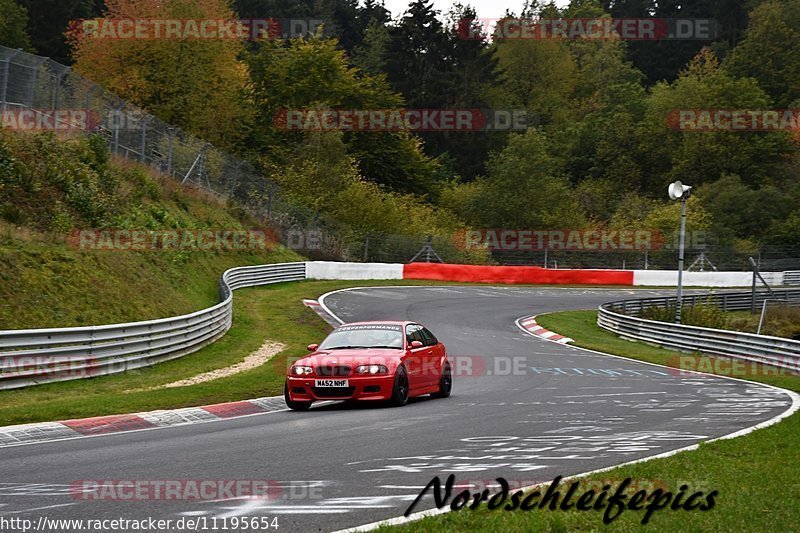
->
[355,364,388,375]
[291,365,313,375]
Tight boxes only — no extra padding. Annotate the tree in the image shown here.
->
[351,19,390,75]
[637,49,793,194]
[18,0,103,63]
[604,0,752,85]
[247,35,440,193]
[69,0,250,150]
[696,174,794,243]
[385,0,452,108]
[0,0,33,51]
[725,0,800,108]
[488,26,577,129]
[440,130,585,229]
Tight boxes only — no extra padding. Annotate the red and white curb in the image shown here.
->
[0,396,290,449]
[516,315,573,344]
[303,298,343,327]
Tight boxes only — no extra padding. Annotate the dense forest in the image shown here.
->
[2,0,799,261]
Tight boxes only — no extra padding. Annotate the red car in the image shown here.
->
[284,321,452,410]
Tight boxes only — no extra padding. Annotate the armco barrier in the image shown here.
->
[597,289,800,371]
[0,262,306,390]
[403,262,634,285]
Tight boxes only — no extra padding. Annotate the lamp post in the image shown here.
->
[668,181,692,324]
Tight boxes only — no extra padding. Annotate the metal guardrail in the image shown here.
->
[785,271,800,286]
[598,289,800,371]
[0,262,306,390]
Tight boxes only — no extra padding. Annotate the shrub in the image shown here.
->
[640,296,728,329]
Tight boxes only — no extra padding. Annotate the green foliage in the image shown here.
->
[247,34,439,194]
[725,0,800,108]
[441,130,585,229]
[640,297,729,329]
[0,0,33,50]
[266,130,466,243]
[697,175,795,244]
[639,49,793,192]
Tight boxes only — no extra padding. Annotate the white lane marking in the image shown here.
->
[217,499,264,518]
[2,503,76,514]
[556,392,668,398]
[325,291,799,533]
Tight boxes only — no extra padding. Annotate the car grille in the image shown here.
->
[316,365,351,377]
[311,386,356,398]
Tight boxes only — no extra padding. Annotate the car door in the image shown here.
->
[419,327,444,385]
[405,324,433,390]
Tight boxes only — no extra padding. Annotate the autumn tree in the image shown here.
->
[69,0,250,150]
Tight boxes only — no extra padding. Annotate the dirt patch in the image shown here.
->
[131,340,286,391]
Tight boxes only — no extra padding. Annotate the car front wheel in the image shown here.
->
[284,381,312,411]
[431,363,452,399]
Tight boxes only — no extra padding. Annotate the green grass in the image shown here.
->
[386,310,800,532]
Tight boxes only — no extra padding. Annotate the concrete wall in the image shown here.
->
[306,261,403,280]
[633,270,784,287]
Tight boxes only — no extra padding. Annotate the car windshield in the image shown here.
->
[319,324,404,350]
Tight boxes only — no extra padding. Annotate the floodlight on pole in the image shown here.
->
[668,180,692,323]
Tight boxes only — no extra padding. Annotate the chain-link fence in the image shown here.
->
[3,44,800,269]
[0,45,280,217]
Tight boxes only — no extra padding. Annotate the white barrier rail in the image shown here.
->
[598,289,800,371]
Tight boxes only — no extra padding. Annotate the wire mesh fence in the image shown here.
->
[3,44,800,269]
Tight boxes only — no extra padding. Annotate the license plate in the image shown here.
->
[315,379,348,387]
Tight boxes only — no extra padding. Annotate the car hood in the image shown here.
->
[294,348,403,367]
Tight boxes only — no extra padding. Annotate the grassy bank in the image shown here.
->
[386,310,799,532]
[0,130,305,329]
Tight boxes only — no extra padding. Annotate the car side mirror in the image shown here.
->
[307,343,319,352]
[410,340,423,349]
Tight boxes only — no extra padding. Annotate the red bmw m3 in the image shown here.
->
[284,321,452,410]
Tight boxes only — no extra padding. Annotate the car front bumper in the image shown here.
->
[286,374,395,402]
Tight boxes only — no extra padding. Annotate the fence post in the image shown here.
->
[166,127,175,176]
[0,50,22,114]
[52,69,68,110]
[113,103,124,155]
[28,58,43,107]
[140,116,152,163]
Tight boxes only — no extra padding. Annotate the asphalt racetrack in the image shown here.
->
[0,286,795,532]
